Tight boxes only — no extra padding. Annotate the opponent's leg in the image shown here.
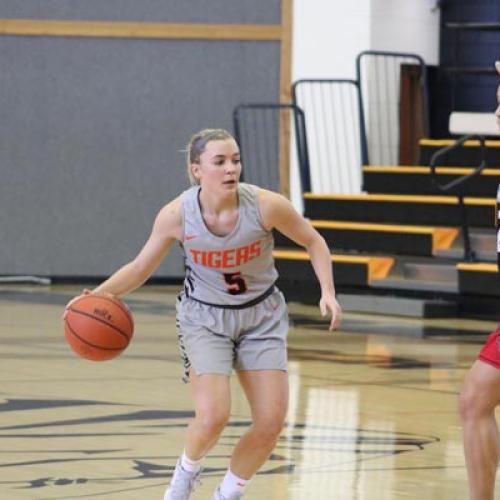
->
[459,360,500,500]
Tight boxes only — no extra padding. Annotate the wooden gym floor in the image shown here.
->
[1,284,499,499]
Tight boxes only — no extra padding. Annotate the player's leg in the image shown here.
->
[185,372,231,458]
[233,369,288,474]
[166,372,231,500]
[167,296,235,499]
[459,359,500,500]
[213,369,288,499]
[212,289,289,498]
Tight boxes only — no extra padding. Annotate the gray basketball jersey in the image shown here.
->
[180,183,278,306]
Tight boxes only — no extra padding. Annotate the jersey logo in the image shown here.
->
[185,234,197,241]
[189,240,262,269]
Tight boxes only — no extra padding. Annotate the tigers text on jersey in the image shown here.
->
[180,183,278,306]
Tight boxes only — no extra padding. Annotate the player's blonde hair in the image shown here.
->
[186,128,234,185]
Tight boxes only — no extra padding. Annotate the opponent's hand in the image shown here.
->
[319,294,342,331]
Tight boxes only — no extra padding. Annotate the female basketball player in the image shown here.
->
[74,128,342,499]
[458,60,500,500]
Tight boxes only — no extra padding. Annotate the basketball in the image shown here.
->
[64,294,134,361]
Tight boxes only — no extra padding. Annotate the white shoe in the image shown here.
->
[212,486,243,500]
[164,460,202,500]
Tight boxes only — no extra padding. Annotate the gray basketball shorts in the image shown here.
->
[175,288,288,383]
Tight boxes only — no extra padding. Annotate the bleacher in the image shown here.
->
[274,137,498,317]
[234,51,500,320]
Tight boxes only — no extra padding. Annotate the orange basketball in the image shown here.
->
[64,294,134,361]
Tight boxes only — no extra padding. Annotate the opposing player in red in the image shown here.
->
[458,60,500,500]
[82,127,341,499]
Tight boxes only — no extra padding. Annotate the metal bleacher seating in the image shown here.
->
[234,51,500,322]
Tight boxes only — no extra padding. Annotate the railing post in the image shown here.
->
[429,134,487,262]
[232,103,310,196]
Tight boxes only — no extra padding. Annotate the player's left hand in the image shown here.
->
[319,294,342,331]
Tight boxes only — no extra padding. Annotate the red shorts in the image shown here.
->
[478,328,500,369]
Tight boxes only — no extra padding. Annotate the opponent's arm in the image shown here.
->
[495,61,500,130]
[93,197,182,297]
[495,61,500,328]
[259,189,342,330]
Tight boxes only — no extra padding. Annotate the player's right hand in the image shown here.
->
[62,289,92,320]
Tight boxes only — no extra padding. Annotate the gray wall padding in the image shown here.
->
[0,1,281,23]
[0,37,280,277]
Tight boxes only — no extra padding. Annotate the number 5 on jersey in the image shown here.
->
[224,272,248,295]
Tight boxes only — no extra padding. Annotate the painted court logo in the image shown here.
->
[0,398,439,495]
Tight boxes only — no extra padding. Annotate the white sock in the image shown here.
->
[180,450,204,473]
[219,468,249,496]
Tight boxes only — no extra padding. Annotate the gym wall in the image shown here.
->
[0,1,290,279]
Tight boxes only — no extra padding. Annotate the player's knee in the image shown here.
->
[196,409,229,437]
[253,415,286,445]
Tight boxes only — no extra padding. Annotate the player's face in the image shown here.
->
[193,139,242,191]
